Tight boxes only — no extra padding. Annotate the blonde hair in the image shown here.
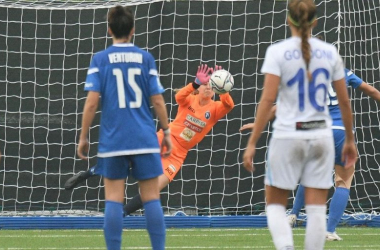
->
[288,0,317,80]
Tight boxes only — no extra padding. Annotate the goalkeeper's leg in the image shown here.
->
[124,174,170,215]
[64,165,100,190]
[124,152,183,215]
[124,194,143,216]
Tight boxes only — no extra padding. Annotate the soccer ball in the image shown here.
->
[209,69,234,94]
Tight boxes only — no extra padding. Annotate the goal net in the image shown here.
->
[0,0,379,217]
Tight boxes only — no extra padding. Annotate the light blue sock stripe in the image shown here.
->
[266,146,273,185]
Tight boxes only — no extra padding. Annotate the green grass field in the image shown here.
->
[1,227,380,249]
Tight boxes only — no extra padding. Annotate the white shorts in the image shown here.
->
[265,136,334,190]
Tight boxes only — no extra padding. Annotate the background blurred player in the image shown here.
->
[242,0,357,249]
[77,5,171,250]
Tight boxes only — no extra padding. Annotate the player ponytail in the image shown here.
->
[288,0,317,81]
[108,5,134,39]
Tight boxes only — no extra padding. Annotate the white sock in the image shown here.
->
[305,205,327,250]
[266,204,294,250]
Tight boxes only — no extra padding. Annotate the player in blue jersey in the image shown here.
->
[240,68,380,241]
[77,6,171,250]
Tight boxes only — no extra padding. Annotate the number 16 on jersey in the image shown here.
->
[287,68,329,112]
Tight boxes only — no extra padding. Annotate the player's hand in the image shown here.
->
[341,141,357,170]
[243,144,256,173]
[211,65,223,74]
[161,133,172,158]
[239,123,255,132]
[194,64,213,85]
[208,65,223,76]
[77,139,89,160]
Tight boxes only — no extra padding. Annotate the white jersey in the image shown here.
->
[261,37,345,139]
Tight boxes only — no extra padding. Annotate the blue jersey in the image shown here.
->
[328,68,363,129]
[85,43,165,157]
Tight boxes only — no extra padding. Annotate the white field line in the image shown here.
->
[2,231,380,238]
[1,228,257,232]
[2,233,380,238]
[1,227,374,233]
[2,229,380,249]
[4,246,380,250]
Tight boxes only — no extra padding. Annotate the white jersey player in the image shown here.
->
[242,0,357,250]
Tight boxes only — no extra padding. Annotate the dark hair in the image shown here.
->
[288,0,317,78]
[108,6,134,39]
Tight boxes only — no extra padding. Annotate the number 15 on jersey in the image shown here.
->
[113,68,142,109]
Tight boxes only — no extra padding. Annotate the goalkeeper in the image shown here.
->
[66,64,234,215]
[240,68,380,241]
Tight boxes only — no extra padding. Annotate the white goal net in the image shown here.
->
[0,0,379,217]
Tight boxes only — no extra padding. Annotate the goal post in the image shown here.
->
[0,0,379,222]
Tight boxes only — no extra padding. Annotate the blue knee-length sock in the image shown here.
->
[143,199,166,250]
[104,200,123,250]
[291,184,305,217]
[327,187,350,233]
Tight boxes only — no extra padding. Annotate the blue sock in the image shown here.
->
[291,184,305,217]
[327,187,350,233]
[104,200,123,250]
[143,199,166,250]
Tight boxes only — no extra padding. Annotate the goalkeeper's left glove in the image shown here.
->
[193,64,212,89]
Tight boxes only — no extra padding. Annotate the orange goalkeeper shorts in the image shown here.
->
[156,130,188,182]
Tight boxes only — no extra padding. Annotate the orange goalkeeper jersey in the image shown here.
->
[169,83,234,151]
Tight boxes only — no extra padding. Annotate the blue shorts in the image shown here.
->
[333,129,345,167]
[96,153,163,180]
